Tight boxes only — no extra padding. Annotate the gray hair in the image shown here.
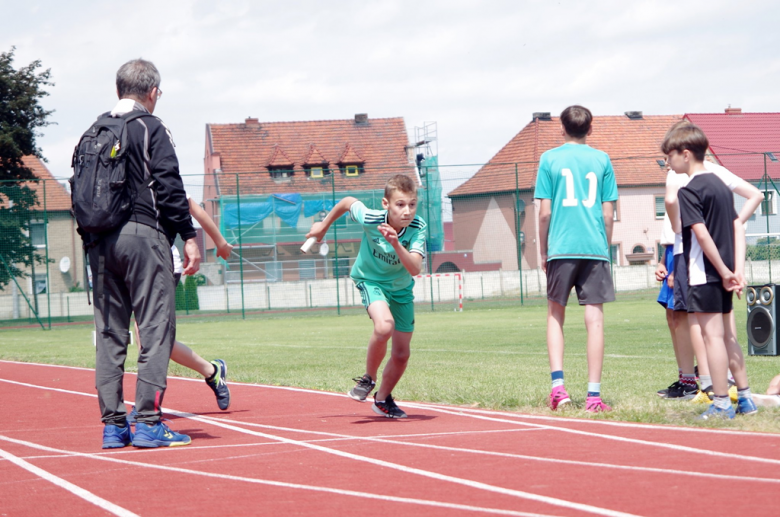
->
[116,59,160,99]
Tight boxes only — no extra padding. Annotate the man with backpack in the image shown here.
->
[72,59,200,449]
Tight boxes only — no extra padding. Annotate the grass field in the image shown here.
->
[2,290,779,432]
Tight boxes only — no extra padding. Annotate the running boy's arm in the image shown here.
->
[188,198,233,260]
[306,196,358,241]
[690,223,741,293]
[733,181,763,224]
[538,199,551,272]
[378,223,424,276]
[733,218,747,296]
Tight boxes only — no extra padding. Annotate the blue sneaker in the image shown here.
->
[132,422,191,448]
[206,359,231,410]
[102,424,132,449]
[697,404,736,421]
[736,396,758,415]
[127,406,138,425]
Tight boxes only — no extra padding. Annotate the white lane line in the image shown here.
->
[0,446,139,517]
[0,436,559,517]
[2,361,777,439]
[170,412,780,486]
[0,378,640,517]
[410,406,780,466]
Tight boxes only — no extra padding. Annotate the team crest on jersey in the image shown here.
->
[373,237,382,244]
[401,240,409,248]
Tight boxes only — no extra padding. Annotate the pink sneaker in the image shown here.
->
[585,396,611,413]
[548,386,571,410]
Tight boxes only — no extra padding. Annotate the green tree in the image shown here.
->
[184,274,200,311]
[175,279,186,310]
[0,47,54,289]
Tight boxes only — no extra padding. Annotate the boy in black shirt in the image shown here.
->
[663,124,757,420]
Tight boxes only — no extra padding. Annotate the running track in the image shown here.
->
[1,360,777,516]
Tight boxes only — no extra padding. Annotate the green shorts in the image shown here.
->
[354,280,415,333]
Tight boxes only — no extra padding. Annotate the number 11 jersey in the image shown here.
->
[534,143,619,262]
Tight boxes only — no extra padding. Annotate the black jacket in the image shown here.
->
[120,105,196,242]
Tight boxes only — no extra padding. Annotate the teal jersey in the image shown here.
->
[349,201,427,290]
[533,143,618,261]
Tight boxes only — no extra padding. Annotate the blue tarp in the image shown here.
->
[223,194,338,229]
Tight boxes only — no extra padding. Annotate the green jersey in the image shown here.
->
[349,201,427,290]
[534,143,618,261]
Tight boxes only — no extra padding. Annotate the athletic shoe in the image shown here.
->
[728,382,738,404]
[372,393,407,419]
[657,380,681,398]
[102,424,132,449]
[132,422,191,448]
[736,396,758,416]
[548,385,571,410]
[206,359,231,410]
[697,404,735,420]
[691,386,714,405]
[127,405,138,425]
[585,396,612,413]
[666,382,698,400]
[348,374,375,402]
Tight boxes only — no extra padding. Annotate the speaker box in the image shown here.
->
[746,284,780,356]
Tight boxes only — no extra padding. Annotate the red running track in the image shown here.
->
[1,359,778,516]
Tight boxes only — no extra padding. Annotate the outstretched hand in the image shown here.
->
[378,223,399,246]
[306,222,327,243]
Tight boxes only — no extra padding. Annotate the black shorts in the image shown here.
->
[546,259,615,306]
[174,272,182,287]
[672,253,688,312]
[687,282,733,314]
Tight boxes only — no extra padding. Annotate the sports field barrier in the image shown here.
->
[2,150,779,328]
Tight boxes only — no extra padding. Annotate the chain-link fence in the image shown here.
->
[2,151,779,328]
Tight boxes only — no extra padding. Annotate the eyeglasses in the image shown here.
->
[156,87,163,99]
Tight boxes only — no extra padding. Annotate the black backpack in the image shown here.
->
[70,111,153,241]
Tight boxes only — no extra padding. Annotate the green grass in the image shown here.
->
[2,291,779,432]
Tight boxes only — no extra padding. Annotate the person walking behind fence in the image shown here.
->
[130,196,233,420]
[306,175,426,418]
[72,59,201,448]
[534,105,618,413]
[665,123,758,420]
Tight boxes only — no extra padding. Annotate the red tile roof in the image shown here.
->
[684,112,780,181]
[449,114,682,197]
[20,155,72,211]
[208,117,412,195]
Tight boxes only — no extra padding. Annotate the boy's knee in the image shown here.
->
[374,319,395,339]
[392,349,410,364]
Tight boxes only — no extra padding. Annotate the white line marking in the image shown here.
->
[0,436,559,517]
[409,406,780,466]
[0,446,139,517]
[0,377,640,517]
[2,360,777,439]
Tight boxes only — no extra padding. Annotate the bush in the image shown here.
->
[175,279,186,310]
[184,274,200,311]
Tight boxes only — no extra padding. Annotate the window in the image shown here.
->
[654,196,665,219]
[632,244,645,254]
[345,165,359,177]
[33,273,47,294]
[760,191,776,215]
[309,167,324,178]
[268,167,293,179]
[29,222,46,247]
[299,260,316,280]
[610,244,620,265]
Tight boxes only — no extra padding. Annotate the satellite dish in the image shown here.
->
[319,242,330,256]
[59,256,71,273]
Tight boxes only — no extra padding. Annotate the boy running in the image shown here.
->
[664,124,758,419]
[534,105,618,413]
[306,175,426,418]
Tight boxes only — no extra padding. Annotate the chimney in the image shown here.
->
[532,112,552,121]
[355,113,368,124]
[245,117,259,125]
[625,111,643,120]
[725,107,742,115]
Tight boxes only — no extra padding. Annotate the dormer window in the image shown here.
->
[345,165,359,177]
[268,166,293,180]
[310,167,324,178]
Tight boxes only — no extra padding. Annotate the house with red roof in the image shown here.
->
[0,156,83,300]
[446,112,682,273]
[202,114,416,282]
[685,108,780,240]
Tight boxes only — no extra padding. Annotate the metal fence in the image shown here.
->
[2,151,779,329]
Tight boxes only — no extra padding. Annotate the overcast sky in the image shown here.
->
[4,0,780,206]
